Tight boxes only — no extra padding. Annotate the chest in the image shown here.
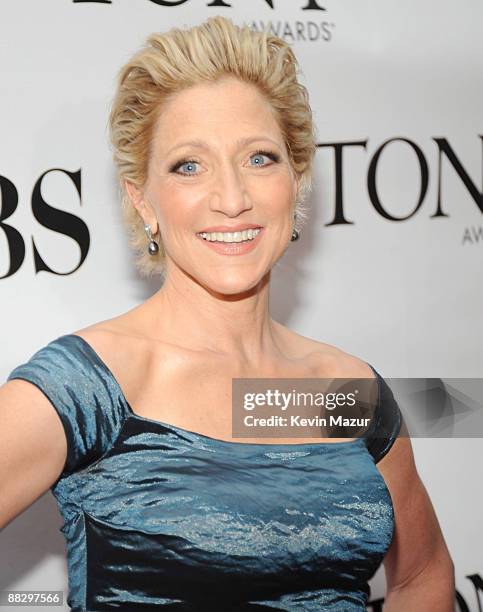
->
[122,350,327,442]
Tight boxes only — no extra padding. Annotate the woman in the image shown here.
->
[0,16,454,611]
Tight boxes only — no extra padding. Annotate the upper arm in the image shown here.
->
[1,334,122,531]
[378,436,454,591]
[0,379,68,530]
[338,351,454,588]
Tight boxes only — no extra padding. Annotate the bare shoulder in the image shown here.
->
[70,313,155,377]
[71,299,163,350]
[273,321,375,379]
[72,315,138,349]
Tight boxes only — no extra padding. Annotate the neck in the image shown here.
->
[140,266,283,367]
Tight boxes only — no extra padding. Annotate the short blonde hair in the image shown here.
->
[109,16,317,277]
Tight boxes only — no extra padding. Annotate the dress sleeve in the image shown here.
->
[6,335,125,477]
[363,364,404,464]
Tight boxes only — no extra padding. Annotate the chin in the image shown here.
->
[201,272,265,297]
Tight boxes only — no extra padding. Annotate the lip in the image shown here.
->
[197,223,263,233]
[196,227,264,256]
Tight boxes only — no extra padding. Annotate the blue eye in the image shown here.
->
[170,150,280,175]
[250,150,280,167]
[176,160,198,175]
[251,154,267,166]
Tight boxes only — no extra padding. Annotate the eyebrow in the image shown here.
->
[165,136,282,157]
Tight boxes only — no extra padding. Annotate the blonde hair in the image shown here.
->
[109,16,317,277]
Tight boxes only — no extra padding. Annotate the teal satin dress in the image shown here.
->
[7,334,402,611]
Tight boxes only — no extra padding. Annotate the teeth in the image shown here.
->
[198,228,261,243]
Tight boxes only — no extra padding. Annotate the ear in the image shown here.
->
[124,180,158,233]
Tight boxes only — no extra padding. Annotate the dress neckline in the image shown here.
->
[60,333,377,451]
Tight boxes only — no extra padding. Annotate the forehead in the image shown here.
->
[151,76,284,151]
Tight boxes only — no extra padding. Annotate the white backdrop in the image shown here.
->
[1,1,482,609]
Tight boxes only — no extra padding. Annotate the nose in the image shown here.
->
[208,161,253,217]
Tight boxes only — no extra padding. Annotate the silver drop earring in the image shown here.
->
[144,224,159,256]
[291,213,300,242]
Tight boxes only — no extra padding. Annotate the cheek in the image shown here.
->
[155,185,202,230]
[261,176,296,216]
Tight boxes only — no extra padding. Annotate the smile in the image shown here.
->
[196,227,264,256]
[197,228,262,243]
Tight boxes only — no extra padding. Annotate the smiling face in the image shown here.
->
[127,75,300,295]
